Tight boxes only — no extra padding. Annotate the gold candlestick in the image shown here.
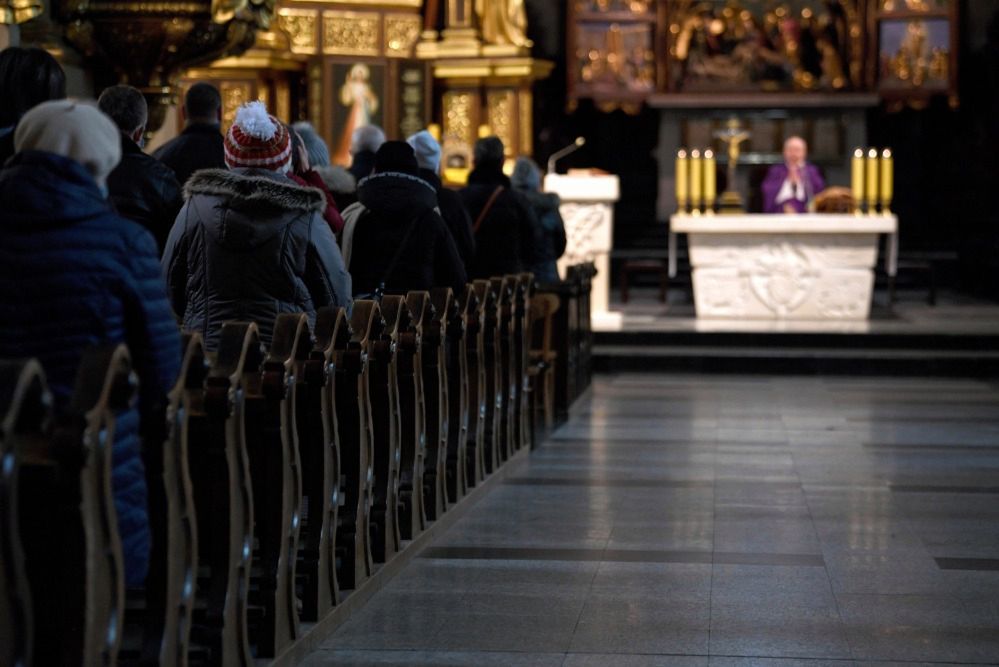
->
[675,149,688,214]
[690,149,703,215]
[703,149,716,215]
[851,148,864,216]
[880,148,894,215]
[866,148,879,215]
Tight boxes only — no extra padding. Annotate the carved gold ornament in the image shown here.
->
[323,10,379,56]
[277,8,318,54]
[385,13,421,57]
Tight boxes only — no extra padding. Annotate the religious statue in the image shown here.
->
[475,0,532,49]
[713,118,751,212]
[1,0,43,24]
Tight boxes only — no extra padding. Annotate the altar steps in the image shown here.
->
[593,330,999,377]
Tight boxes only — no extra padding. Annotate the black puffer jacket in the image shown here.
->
[107,134,183,252]
[419,168,475,272]
[460,166,542,279]
[161,168,352,350]
[349,171,467,296]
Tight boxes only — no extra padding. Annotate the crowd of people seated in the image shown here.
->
[0,45,567,584]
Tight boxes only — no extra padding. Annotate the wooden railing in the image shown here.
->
[0,268,593,666]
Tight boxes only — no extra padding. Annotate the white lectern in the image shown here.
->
[544,173,620,325]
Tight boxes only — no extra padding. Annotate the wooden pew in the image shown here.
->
[462,285,486,489]
[490,276,516,464]
[419,289,449,521]
[371,296,405,559]
[0,358,50,667]
[435,287,468,504]
[195,322,261,666]
[243,314,313,657]
[134,334,205,665]
[15,346,131,666]
[336,302,378,590]
[512,274,534,453]
[395,293,427,541]
[474,280,502,475]
[528,293,561,435]
[298,307,349,621]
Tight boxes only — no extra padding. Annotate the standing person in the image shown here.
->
[510,157,566,283]
[162,101,351,350]
[296,120,359,224]
[0,100,182,587]
[288,123,345,234]
[408,129,476,272]
[152,82,226,185]
[459,136,541,279]
[0,46,66,166]
[347,141,467,296]
[98,84,183,252]
[761,136,825,214]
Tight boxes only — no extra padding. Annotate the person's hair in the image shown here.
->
[784,135,807,150]
[474,136,505,169]
[288,124,306,173]
[97,84,148,133]
[350,124,385,155]
[184,82,221,123]
[292,121,330,168]
[0,47,67,128]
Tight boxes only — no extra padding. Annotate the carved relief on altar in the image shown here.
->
[486,90,515,157]
[442,91,475,171]
[385,13,421,57]
[277,8,318,54]
[322,10,380,56]
[559,202,614,266]
[518,91,532,155]
[220,82,252,129]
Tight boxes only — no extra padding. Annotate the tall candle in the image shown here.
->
[675,149,688,212]
[690,149,702,212]
[880,148,893,213]
[703,149,716,212]
[866,148,879,213]
[851,148,864,213]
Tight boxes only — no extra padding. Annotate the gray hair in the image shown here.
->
[474,136,505,168]
[350,124,386,155]
[292,121,331,168]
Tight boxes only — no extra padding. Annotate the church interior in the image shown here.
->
[2,0,999,665]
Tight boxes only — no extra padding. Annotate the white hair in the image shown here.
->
[350,124,385,155]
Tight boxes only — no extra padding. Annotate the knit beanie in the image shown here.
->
[407,130,441,173]
[373,140,419,176]
[224,101,292,172]
[14,100,121,188]
[510,156,542,191]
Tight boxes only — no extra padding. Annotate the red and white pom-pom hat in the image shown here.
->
[224,101,292,172]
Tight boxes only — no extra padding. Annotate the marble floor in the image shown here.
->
[301,374,999,666]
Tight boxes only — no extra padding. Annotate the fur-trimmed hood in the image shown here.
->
[314,164,357,196]
[184,168,326,214]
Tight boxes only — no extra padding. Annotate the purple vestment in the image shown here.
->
[761,163,825,214]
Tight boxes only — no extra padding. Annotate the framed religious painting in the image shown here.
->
[872,0,958,108]
[325,60,387,166]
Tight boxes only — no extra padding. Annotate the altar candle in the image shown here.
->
[676,149,688,212]
[880,148,893,213]
[703,149,716,211]
[690,149,702,211]
[866,148,879,213]
[851,148,864,212]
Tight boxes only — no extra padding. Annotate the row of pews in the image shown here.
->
[0,268,595,667]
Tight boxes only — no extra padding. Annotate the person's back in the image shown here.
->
[99,84,183,251]
[511,157,566,283]
[161,101,352,350]
[460,136,541,279]
[0,101,182,587]
[0,47,66,166]
[152,82,226,185]
[347,141,466,296]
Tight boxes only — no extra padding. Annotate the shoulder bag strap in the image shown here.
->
[473,186,504,234]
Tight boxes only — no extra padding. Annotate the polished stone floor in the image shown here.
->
[302,374,999,666]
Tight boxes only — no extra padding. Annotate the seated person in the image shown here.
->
[761,136,825,214]
[0,100,182,586]
[162,101,352,351]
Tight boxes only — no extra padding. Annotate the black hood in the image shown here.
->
[358,171,438,219]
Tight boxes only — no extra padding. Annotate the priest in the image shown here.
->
[761,136,825,214]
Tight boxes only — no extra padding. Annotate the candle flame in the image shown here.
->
[868,148,878,158]
[691,149,701,158]
[854,148,864,158]
[678,149,687,159]
[882,148,892,158]
[704,149,714,159]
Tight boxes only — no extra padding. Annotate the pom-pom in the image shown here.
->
[233,101,277,140]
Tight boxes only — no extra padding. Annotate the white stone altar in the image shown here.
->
[671,213,898,320]
[544,173,620,325]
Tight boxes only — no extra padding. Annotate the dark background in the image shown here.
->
[520,1,999,299]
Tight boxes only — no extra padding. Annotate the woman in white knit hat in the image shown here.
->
[162,101,351,350]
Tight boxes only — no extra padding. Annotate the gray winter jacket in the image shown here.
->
[161,168,352,350]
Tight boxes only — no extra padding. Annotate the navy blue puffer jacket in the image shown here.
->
[0,150,182,586]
